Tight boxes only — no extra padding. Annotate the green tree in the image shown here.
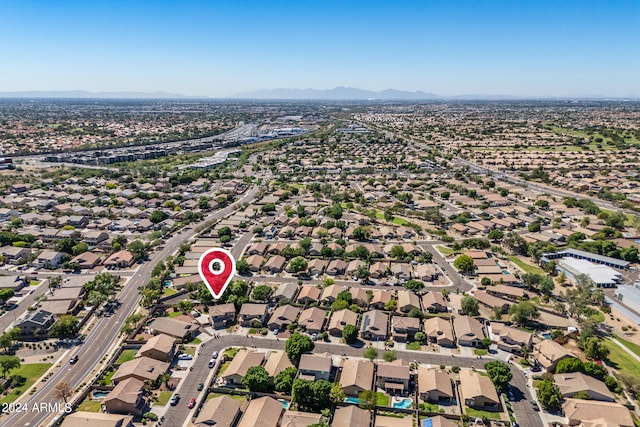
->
[390,245,407,259]
[288,256,308,274]
[484,361,513,393]
[150,210,169,224]
[536,379,563,410]
[383,350,397,362]
[252,285,273,301]
[71,242,89,256]
[0,289,15,305]
[480,277,491,287]
[555,357,583,374]
[0,332,14,353]
[177,300,194,313]
[49,315,80,339]
[509,301,540,325]
[274,366,297,393]
[342,324,358,344]
[331,299,349,312]
[583,336,609,360]
[363,346,378,361]
[236,259,250,275]
[352,227,371,241]
[127,240,148,261]
[0,355,20,378]
[292,379,332,411]
[242,365,269,392]
[454,254,475,274]
[330,383,345,403]
[355,265,370,280]
[461,296,479,316]
[488,228,504,242]
[358,390,377,411]
[404,280,424,292]
[384,298,397,311]
[57,238,77,255]
[285,333,314,363]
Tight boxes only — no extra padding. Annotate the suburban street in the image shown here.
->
[0,186,259,427]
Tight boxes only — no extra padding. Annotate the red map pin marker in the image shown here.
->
[198,248,236,300]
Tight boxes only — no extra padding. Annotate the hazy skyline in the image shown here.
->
[1,0,639,98]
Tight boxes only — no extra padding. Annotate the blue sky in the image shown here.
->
[1,0,638,97]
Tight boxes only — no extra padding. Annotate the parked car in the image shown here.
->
[311,333,317,341]
[169,394,180,406]
[530,365,541,372]
[531,400,540,411]
[212,351,219,360]
[188,397,196,409]
[177,353,193,360]
[208,359,216,368]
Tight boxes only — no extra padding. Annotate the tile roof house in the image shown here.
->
[272,282,299,303]
[17,309,55,335]
[376,359,411,395]
[531,340,574,371]
[298,353,333,381]
[238,303,268,327]
[453,316,485,347]
[328,309,359,337]
[209,303,236,329]
[104,250,135,269]
[281,410,322,427]
[562,399,633,427]
[296,285,321,305]
[149,317,197,341]
[418,368,454,403]
[60,412,134,427]
[222,350,265,385]
[554,372,614,401]
[298,307,326,334]
[332,405,371,427]
[392,315,422,343]
[491,324,533,355]
[339,359,374,396]
[267,305,301,331]
[103,377,146,416]
[397,290,420,313]
[136,333,176,363]
[237,396,283,427]
[421,292,449,313]
[360,310,388,341]
[424,317,455,347]
[263,350,294,386]
[194,394,241,427]
[71,251,102,269]
[459,369,500,411]
[111,356,169,384]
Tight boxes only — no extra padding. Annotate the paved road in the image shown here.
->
[1,186,259,427]
[165,334,541,427]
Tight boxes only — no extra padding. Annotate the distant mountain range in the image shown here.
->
[231,86,440,100]
[0,90,200,99]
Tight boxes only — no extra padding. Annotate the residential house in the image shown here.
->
[326,259,347,276]
[554,372,615,401]
[487,285,527,301]
[104,250,135,269]
[339,359,374,396]
[209,303,236,329]
[238,303,268,327]
[397,290,420,313]
[328,309,359,337]
[377,359,411,395]
[149,317,197,341]
[103,377,146,416]
[298,353,333,381]
[296,285,321,305]
[136,334,176,363]
[332,406,371,427]
[349,287,369,307]
[264,255,286,273]
[418,368,454,403]
[420,416,457,427]
[17,309,55,335]
[0,275,27,293]
[222,350,265,385]
[459,369,500,411]
[392,315,421,343]
[237,396,283,427]
[267,305,301,331]
[272,282,298,303]
[369,289,392,310]
[308,259,328,275]
[421,292,449,313]
[424,317,455,347]
[474,291,511,314]
[281,411,322,427]
[263,351,294,386]
[111,357,169,384]
[60,412,134,427]
[453,316,485,347]
[491,323,533,355]
[360,310,388,341]
[0,246,31,265]
[531,340,574,371]
[193,395,241,427]
[35,250,65,269]
[246,254,264,272]
[298,307,326,334]
[71,252,102,269]
[562,399,633,427]
[320,284,343,305]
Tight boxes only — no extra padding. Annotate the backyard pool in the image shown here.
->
[92,391,109,399]
[393,398,412,409]
[278,399,289,409]
[542,333,551,339]
[346,397,361,404]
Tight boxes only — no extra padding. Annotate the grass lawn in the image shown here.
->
[30,280,40,286]
[406,342,422,350]
[437,246,456,256]
[474,348,488,356]
[167,310,183,318]
[102,369,116,385]
[217,361,231,376]
[116,349,136,364]
[604,339,640,377]
[225,348,240,359]
[590,310,605,323]
[420,402,440,412]
[77,398,102,412]
[507,256,545,275]
[162,288,178,297]
[466,408,503,420]
[207,392,247,402]
[183,347,196,356]
[0,363,52,405]
[376,392,390,407]
[186,337,202,345]
[613,335,640,359]
[156,391,173,405]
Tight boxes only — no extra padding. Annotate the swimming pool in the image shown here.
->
[92,391,109,399]
[542,333,551,339]
[393,398,412,409]
[278,399,289,409]
[345,397,360,404]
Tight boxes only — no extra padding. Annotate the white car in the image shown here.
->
[177,354,193,360]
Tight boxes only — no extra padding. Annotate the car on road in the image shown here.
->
[169,394,180,406]
[197,383,204,391]
[69,355,79,365]
[531,400,540,411]
[188,397,196,409]
[208,358,216,368]
[177,353,193,360]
